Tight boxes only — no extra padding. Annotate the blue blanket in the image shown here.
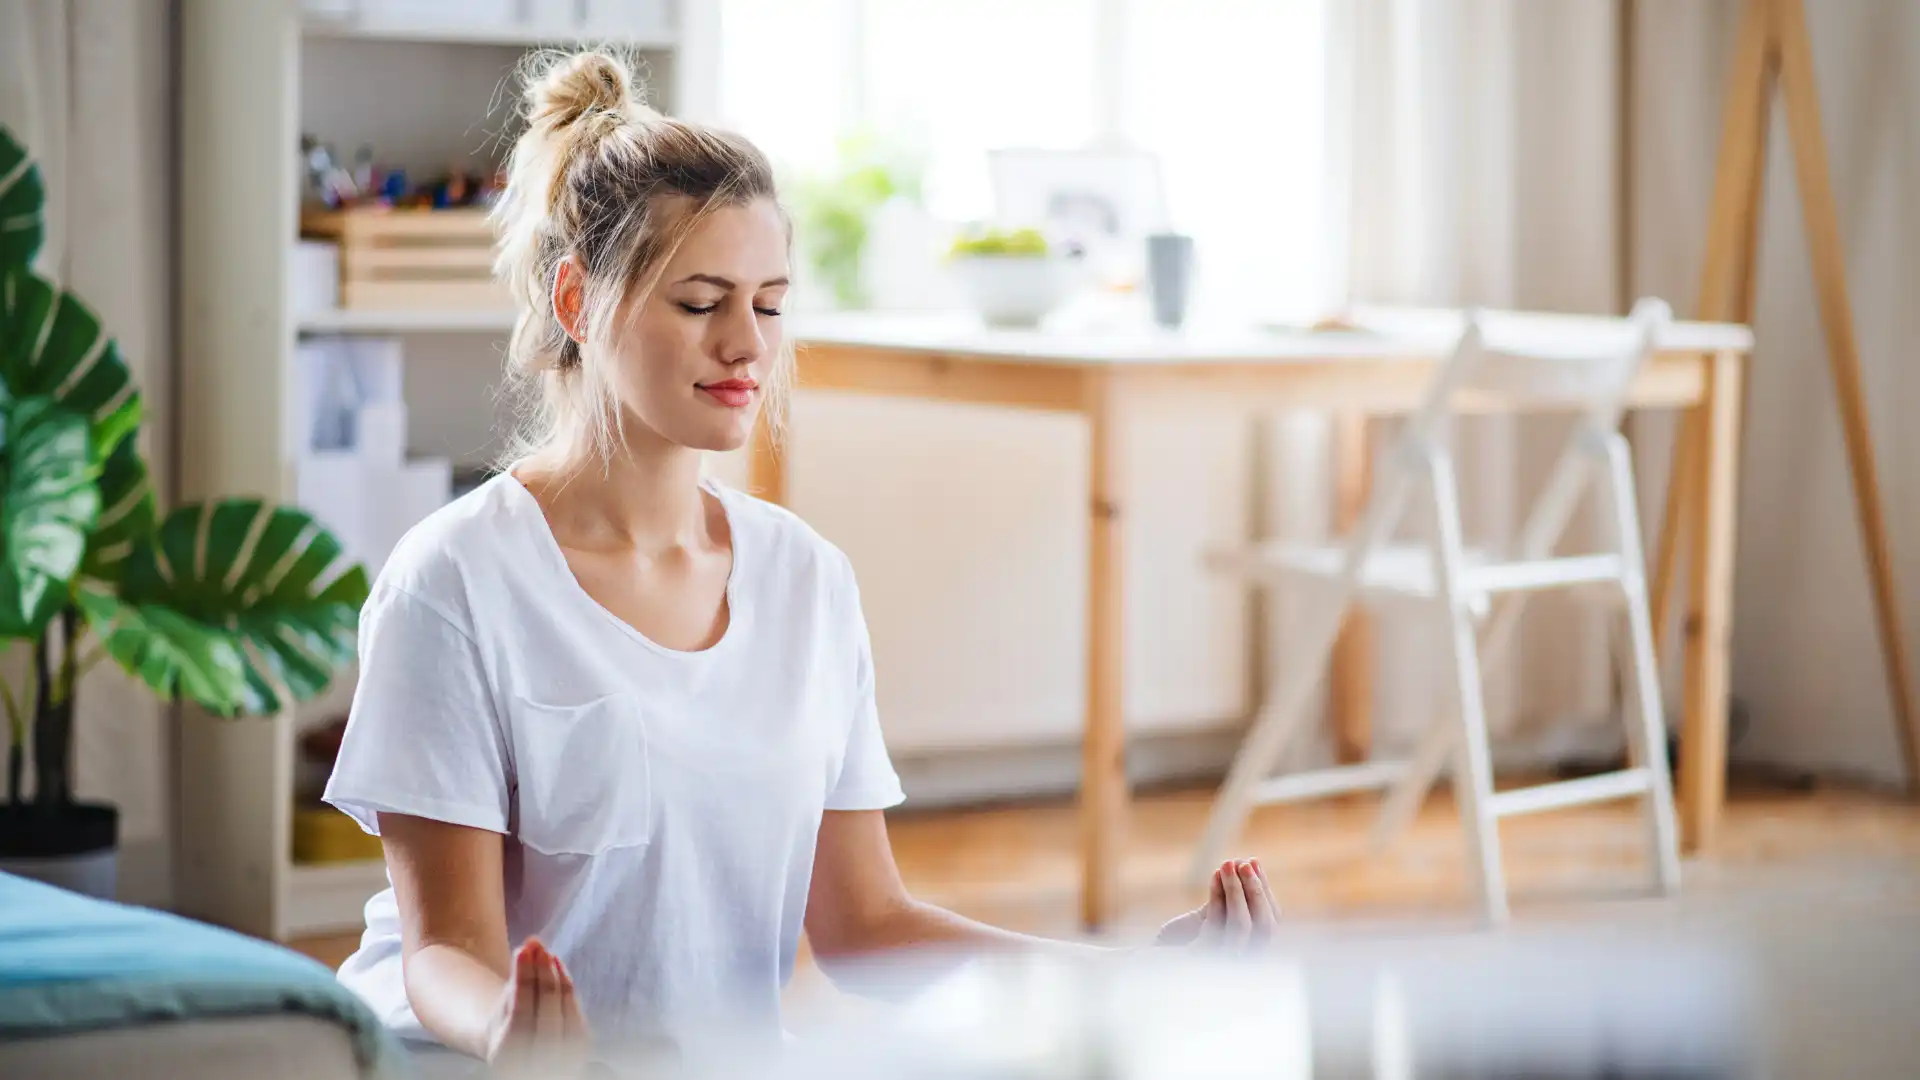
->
[0,871,402,1075]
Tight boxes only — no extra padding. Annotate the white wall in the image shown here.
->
[1633,0,1920,786]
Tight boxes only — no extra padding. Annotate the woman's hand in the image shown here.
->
[485,939,591,1073]
[1154,859,1280,947]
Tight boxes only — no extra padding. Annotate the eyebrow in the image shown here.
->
[675,273,790,290]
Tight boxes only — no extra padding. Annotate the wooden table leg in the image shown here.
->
[1650,416,1697,664]
[748,412,786,505]
[1331,414,1374,764]
[1082,373,1128,931]
[1679,350,1745,851]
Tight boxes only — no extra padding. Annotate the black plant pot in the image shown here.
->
[0,802,119,899]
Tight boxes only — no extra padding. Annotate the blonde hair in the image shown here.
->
[492,48,790,469]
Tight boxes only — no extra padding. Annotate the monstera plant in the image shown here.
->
[0,127,368,895]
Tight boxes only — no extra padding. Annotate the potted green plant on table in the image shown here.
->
[0,127,368,898]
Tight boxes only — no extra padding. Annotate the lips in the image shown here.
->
[698,377,758,408]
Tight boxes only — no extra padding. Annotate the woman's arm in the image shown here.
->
[803,810,1276,984]
[381,812,511,1056]
[380,813,586,1063]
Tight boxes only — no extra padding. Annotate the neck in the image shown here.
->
[522,429,709,554]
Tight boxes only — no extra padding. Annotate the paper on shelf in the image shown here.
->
[297,451,371,567]
[357,400,408,467]
[346,337,404,404]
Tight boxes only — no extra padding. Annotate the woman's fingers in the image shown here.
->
[1199,864,1231,946]
[1239,860,1276,939]
[1188,859,1279,952]
[510,942,541,1041]
[556,955,586,1040]
[1251,858,1280,921]
[534,945,565,1040]
[1221,860,1253,943]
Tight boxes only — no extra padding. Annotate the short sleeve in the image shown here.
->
[824,567,906,812]
[322,585,512,836]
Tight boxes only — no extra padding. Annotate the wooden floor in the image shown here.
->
[290,781,1920,972]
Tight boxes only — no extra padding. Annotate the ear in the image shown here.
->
[552,257,588,344]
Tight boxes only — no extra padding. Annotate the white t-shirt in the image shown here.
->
[322,473,905,1054]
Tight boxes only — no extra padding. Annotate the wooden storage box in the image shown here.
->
[300,207,508,311]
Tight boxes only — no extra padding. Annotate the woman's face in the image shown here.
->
[590,197,790,455]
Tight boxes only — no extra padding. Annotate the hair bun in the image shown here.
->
[528,49,638,127]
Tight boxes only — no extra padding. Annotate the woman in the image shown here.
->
[322,48,1278,1071]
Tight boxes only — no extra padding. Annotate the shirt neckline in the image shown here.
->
[497,469,746,661]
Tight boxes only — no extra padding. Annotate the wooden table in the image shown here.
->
[761,310,1754,930]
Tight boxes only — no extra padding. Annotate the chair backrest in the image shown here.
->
[1402,298,1673,448]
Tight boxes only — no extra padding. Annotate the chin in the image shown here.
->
[675,418,756,454]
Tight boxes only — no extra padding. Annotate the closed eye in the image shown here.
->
[676,301,782,316]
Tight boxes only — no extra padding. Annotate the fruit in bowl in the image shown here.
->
[950,226,1050,258]
[947,227,1071,329]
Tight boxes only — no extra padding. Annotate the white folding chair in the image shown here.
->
[1195,298,1684,924]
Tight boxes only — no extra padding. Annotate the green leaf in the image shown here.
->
[82,431,155,580]
[0,395,98,638]
[0,268,141,463]
[74,587,249,714]
[115,500,370,715]
[0,128,44,270]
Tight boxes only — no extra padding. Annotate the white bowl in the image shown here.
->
[950,255,1071,329]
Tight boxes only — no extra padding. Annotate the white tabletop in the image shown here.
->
[792,307,1754,367]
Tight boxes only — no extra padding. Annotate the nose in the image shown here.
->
[714,302,769,367]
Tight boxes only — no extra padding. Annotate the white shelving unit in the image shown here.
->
[179,0,719,941]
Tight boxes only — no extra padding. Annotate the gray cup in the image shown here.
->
[1146,233,1195,329]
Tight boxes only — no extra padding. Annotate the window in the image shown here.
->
[861,0,1102,221]
[718,0,1331,322]
[1120,0,1329,321]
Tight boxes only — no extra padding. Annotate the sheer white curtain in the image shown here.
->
[0,0,176,901]
[1312,0,1629,761]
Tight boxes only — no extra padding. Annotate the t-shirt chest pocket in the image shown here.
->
[507,693,652,856]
